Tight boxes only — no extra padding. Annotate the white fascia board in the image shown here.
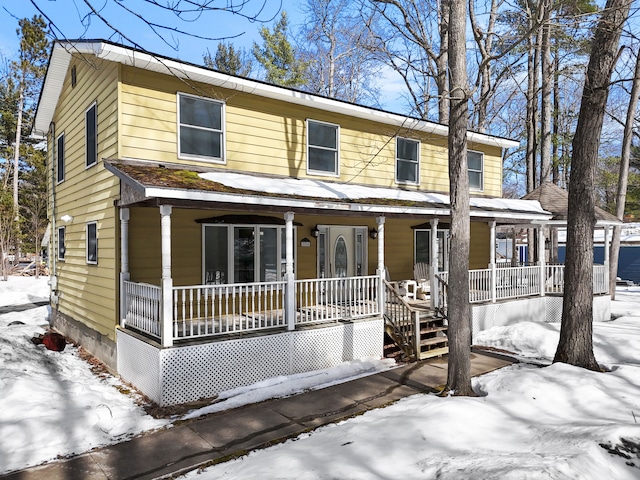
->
[44,41,518,150]
[143,186,551,221]
[33,44,73,134]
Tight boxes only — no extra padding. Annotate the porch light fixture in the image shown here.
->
[369,228,378,239]
[311,226,320,238]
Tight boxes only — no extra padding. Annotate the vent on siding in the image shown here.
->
[71,65,77,88]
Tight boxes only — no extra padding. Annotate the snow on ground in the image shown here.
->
[0,277,169,474]
[2,277,640,478]
[183,290,640,480]
[0,276,395,475]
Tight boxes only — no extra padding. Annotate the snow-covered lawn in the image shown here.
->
[1,277,640,478]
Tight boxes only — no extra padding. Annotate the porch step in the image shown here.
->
[418,346,449,360]
[383,331,407,362]
[418,313,448,359]
[384,307,449,361]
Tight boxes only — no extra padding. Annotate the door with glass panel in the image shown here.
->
[317,226,367,304]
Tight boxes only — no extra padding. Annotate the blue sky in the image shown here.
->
[0,1,300,65]
[0,0,406,113]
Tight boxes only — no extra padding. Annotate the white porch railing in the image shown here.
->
[124,275,381,342]
[497,265,541,299]
[123,281,161,338]
[435,264,608,309]
[295,275,379,325]
[172,281,286,340]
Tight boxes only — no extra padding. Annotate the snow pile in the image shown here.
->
[182,357,397,421]
[3,276,640,479]
[0,277,168,474]
[185,304,640,479]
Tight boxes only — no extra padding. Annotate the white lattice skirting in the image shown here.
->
[471,294,611,339]
[117,318,383,406]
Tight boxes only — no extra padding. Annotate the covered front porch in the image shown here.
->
[106,160,592,406]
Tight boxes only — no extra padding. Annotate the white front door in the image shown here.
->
[318,226,367,278]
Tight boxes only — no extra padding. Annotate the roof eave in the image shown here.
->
[36,40,520,150]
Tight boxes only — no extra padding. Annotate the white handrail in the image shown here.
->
[172,281,286,339]
[295,275,379,325]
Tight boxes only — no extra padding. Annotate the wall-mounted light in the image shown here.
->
[311,226,320,238]
[300,237,311,247]
[369,228,378,239]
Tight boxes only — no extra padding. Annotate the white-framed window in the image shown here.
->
[57,226,66,261]
[86,222,98,264]
[414,229,449,271]
[178,93,225,162]
[307,119,339,176]
[468,150,484,191]
[202,224,294,284]
[85,102,97,168]
[396,137,419,184]
[56,133,65,183]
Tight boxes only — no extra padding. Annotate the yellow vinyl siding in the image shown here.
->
[127,208,493,289]
[119,67,502,195]
[470,222,491,269]
[49,55,120,342]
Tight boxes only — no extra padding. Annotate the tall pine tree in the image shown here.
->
[252,12,307,88]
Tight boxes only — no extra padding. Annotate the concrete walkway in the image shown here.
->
[1,350,515,480]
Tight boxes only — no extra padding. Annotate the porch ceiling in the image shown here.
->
[104,158,553,223]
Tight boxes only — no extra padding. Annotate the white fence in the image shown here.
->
[123,281,161,338]
[435,264,608,310]
[172,281,287,340]
[123,275,380,343]
[295,275,379,325]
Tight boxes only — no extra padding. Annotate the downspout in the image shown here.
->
[49,122,58,304]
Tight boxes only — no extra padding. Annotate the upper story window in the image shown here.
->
[57,226,66,261]
[86,222,98,264]
[178,93,224,162]
[56,133,65,183]
[396,137,419,184]
[468,150,484,191]
[85,102,97,168]
[307,120,339,176]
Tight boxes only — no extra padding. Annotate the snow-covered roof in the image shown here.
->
[103,159,552,222]
[34,40,520,151]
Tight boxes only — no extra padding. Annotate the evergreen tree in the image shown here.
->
[252,12,308,88]
[0,15,49,277]
[204,42,253,77]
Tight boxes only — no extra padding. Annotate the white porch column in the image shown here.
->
[284,211,295,331]
[160,205,173,347]
[430,218,439,309]
[538,227,546,297]
[376,216,385,313]
[119,208,130,327]
[489,221,497,303]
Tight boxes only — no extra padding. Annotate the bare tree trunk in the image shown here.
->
[609,47,640,298]
[540,0,553,183]
[437,0,450,124]
[469,0,498,133]
[13,88,24,232]
[525,11,536,194]
[554,0,631,369]
[445,0,474,396]
[552,48,560,184]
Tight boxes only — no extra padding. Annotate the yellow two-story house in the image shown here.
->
[35,40,562,406]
